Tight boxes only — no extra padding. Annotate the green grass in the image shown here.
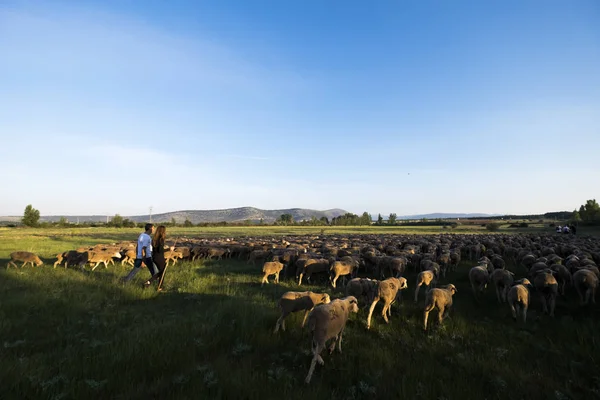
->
[1,228,599,399]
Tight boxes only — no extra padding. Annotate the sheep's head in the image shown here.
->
[112,251,122,258]
[345,296,359,313]
[35,257,44,266]
[515,278,532,287]
[321,294,331,304]
[445,284,458,294]
[398,277,408,290]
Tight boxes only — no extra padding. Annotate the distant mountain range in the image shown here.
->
[394,213,499,220]
[1,209,568,225]
[0,207,349,224]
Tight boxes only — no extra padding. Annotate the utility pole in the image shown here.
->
[149,206,153,223]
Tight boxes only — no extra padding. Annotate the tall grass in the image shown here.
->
[0,230,599,399]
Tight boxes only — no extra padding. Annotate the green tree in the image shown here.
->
[259,218,264,225]
[571,209,582,224]
[184,218,193,227]
[319,216,329,225]
[377,214,383,226]
[279,214,294,225]
[111,214,124,228]
[58,216,69,227]
[171,217,177,226]
[388,213,397,225]
[580,199,600,222]
[360,212,372,226]
[22,204,40,227]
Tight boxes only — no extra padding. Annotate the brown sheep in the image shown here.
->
[261,261,284,285]
[507,278,532,323]
[573,269,598,306]
[533,269,558,317]
[7,251,44,269]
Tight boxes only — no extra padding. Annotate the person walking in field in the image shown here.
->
[147,225,174,289]
[121,223,160,286]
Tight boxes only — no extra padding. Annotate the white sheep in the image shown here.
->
[273,291,331,333]
[261,261,284,285]
[507,278,532,323]
[423,284,457,331]
[304,296,359,384]
[366,277,408,329]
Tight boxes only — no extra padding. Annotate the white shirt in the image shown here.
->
[136,232,153,258]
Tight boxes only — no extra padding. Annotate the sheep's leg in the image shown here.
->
[275,272,280,284]
[539,294,548,314]
[438,306,446,324]
[337,329,344,353]
[301,309,311,328]
[423,308,432,331]
[274,311,288,333]
[328,337,337,354]
[510,303,517,321]
[549,295,556,317]
[495,286,501,303]
[592,288,597,304]
[331,275,338,289]
[305,341,324,384]
[381,304,389,323]
[414,283,421,303]
[522,306,528,323]
[261,274,268,286]
[298,273,304,286]
[366,298,380,329]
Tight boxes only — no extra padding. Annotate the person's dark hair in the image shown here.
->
[145,223,154,232]
[153,225,166,248]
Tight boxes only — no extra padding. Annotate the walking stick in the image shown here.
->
[157,239,177,292]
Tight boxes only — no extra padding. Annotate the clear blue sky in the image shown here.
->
[1,0,599,217]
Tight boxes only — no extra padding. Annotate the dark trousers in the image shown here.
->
[122,257,158,282]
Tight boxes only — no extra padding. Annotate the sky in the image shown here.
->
[1,0,599,217]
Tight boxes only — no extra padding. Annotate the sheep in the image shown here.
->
[206,247,228,261]
[507,278,532,323]
[572,269,598,306]
[346,277,379,306]
[490,269,515,303]
[297,258,330,285]
[533,269,558,317]
[468,266,490,298]
[329,256,360,288]
[423,284,457,331]
[120,249,137,267]
[414,270,437,303]
[54,252,65,268]
[304,296,359,384]
[550,264,572,296]
[87,250,122,271]
[366,277,408,329]
[247,250,272,266]
[273,291,331,333]
[164,250,184,267]
[7,251,44,269]
[261,261,284,285]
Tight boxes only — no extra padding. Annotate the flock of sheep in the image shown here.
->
[6,231,600,383]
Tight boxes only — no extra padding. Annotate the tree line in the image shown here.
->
[13,200,600,228]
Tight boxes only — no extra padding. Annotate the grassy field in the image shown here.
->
[1,227,599,399]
